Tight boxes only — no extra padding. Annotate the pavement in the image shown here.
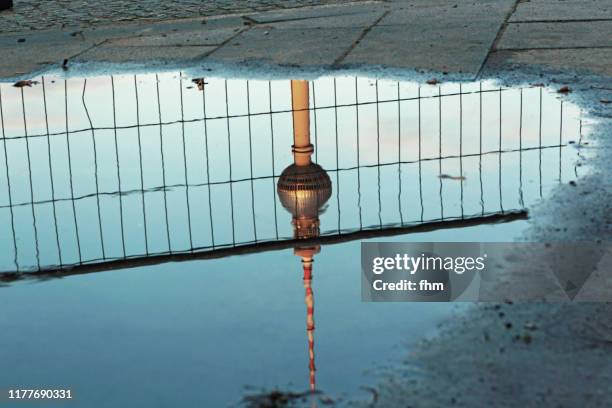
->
[1,0,611,80]
[1,0,355,32]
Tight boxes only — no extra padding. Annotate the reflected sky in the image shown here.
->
[0,74,583,274]
[0,73,585,407]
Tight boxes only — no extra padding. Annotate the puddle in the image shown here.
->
[0,73,585,406]
[0,74,584,274]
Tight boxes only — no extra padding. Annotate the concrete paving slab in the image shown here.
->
[485,49,612,76]
[342,1,515,75]
[75,44,216,63]
[341,24,491,74]
[0,44,94,78]
[76,16,245,44]
[377,0,515,26]
[510,0,612,22]
[207,25,364,66]
[498,21,612,50]
[107,26,241,47]
[0,31,97,78]
[254,9,384,29]
[0,15,246,77]
[247,2,386,23]
[385,0,489,7]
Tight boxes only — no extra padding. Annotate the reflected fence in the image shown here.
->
[0,74,581,277]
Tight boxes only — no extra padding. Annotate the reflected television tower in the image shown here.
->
[277,80,332,393]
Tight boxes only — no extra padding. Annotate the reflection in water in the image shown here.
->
[0,74,583,277]
[0,73,586,406]
[278,80,332,394]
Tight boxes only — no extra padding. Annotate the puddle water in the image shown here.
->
[0,73,584,407]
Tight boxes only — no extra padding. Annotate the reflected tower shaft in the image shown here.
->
[277,79,332,393]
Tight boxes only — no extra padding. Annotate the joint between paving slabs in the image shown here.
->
[332,10,390,67]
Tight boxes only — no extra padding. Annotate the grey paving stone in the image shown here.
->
[108,26,241,47]
[75,44,216,63]
[342,1,515,75]
[72,15,246,44]
[341,25,488,74]
[377,0,515,26]
[509,0,612,22]
[384,0,484,6]
[251,8,384,28]
[247,2,387,24]
[0,16,245,77]
[485,49,612,76]
[0,31,97,78]
[207,25,362,66]
[498,21,612,50]
[1,46,87,78]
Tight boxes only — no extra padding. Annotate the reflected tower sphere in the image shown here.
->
[277,162,332,240]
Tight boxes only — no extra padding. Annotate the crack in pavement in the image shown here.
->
[201,26,253,58]
[476,0,522,80]
[332,10,389,66]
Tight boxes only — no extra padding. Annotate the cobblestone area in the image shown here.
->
[0,0,355,32]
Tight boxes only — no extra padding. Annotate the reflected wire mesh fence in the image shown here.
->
[0,74,581,274]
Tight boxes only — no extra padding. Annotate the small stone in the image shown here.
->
[557,86,571,94]
[13,80,39,88]
[524,322,537,331]
[505,322,512,329]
